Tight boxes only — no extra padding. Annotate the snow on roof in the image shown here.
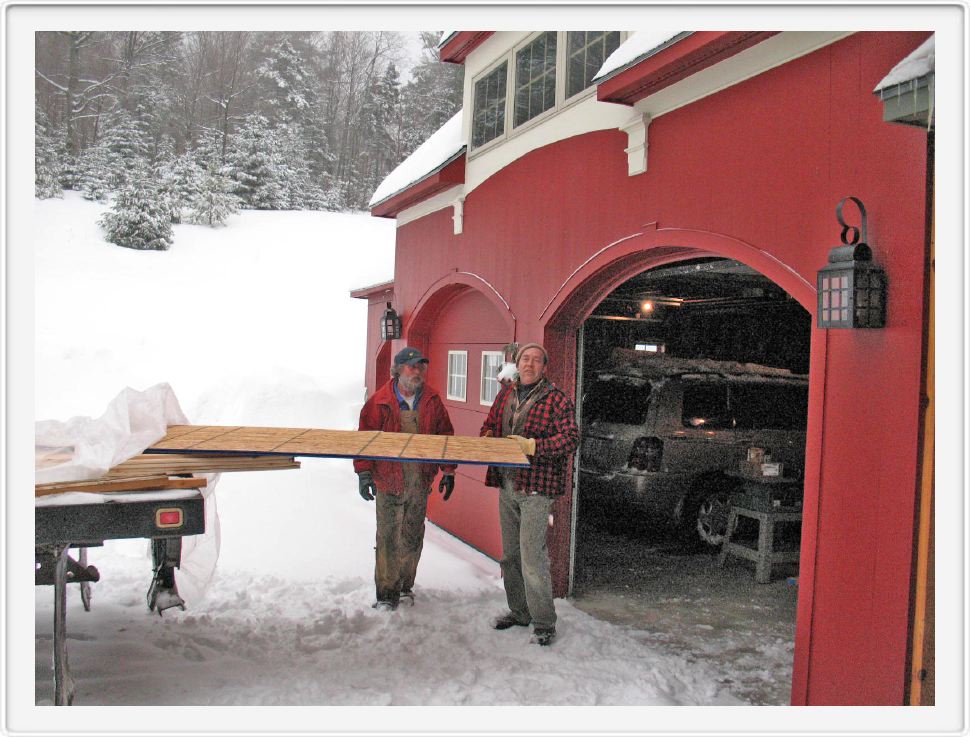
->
[874,34,935,91]
[593,30,691,82]
[438,31,456,48]
[368,110,465,208]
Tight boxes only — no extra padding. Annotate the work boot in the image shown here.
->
[372,600,397,612]
[530,627,556,646]
[400,589,415,606]
[492,612,530,630]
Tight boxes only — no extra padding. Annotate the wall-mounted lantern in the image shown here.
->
[817,197,887,329]
[380,302,402,341]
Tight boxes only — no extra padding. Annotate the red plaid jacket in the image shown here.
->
[479,380,579,496]
[353,379,456,494]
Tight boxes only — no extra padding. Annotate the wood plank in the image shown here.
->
[36,475,207,497]
[147,425,530,467]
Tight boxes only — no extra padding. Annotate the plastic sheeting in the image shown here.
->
[35,383,221,603]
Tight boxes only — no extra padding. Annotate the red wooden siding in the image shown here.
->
[422,288,512,558]
[362,31,931,705]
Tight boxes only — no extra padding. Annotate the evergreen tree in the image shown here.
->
[229,114,287,209]
[255,37,316,125]
[98,164,174,250]
[157,153,205,222]
[188,163,240,226]
[99,110,152,188]
[77,143,113,201]
[35,108,64,199]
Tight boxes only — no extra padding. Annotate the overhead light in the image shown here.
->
[641,300,654,313]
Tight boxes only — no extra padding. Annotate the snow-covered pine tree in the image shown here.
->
[77,144,114,201]
[35,107,64,199]
[255,37,317,126]
[229,114,287,209]
[99,109,153,189]
[98,163,174,250]
[157,153,204,223]
[187,163,240,226]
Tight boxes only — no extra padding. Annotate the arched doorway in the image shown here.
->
[542,228,822,705]
[407,276,517,559]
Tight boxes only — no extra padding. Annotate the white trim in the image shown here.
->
[395,184,464,227]
[620,112,651,176]
[631,31,852,120]
[480,350,505,406]
[446,350,468,402]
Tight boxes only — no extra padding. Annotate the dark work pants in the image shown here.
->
[374,486,430,604]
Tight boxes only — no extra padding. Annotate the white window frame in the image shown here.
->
[469,31,628,155]
[446,350,468,401]
[480,351,505,406]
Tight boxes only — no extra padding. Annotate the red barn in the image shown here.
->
[353,30,935,706]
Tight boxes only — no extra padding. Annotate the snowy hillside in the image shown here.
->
[27,193,790,731]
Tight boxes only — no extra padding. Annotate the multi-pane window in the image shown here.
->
[513,32,557,127]
[447,350,468,401]
[566,32,622,99]
[472,32,624,151]
[472,61,508,148]
[480,351,505,405]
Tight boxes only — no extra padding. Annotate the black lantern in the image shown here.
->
[380,302,402,341]
[817,197,887,329]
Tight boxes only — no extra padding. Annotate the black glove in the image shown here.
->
[358,472,377,501]
[438,474,455,501]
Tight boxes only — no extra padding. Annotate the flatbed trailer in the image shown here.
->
[35,489,206,705]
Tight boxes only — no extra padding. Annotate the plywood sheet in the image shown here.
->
[147,425,530,468]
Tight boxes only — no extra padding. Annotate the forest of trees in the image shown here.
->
[35,31,463,228]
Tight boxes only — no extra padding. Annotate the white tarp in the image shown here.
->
[35,383,221,603]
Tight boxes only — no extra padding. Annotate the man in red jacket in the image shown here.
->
[354,347,456,610]
[480,343,579,646]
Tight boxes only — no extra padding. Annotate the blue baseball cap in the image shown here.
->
[394,347,429,367]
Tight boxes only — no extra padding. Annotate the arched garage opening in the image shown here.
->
[543,228,821,704]
[408,276,517,559]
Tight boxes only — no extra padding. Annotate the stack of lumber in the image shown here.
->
[35,475,207,498]
[35,453,300,498]
[105,453,300,477]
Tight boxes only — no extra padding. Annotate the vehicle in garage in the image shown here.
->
[579,348,808,548]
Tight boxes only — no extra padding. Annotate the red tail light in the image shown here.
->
[628,437,662,471]
[155,508,184,529]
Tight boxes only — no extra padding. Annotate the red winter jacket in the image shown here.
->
[479,380,579,497]
[353,379,456,494]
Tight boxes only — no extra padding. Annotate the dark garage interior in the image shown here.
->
[570,257,812,704]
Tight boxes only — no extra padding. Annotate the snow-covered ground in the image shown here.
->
[26,192,811,730]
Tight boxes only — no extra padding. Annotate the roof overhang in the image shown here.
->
[440,32,494,64]
[370,152,466,218]
[350,280,395,300]
[596,31,779,106]
[876,75,934,128]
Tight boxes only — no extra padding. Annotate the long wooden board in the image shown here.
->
[147,425,530,468]
[36,475,207,498]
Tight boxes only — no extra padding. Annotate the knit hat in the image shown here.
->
[515,342,549,366]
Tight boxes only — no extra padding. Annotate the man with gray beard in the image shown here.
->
[354,347,456,610]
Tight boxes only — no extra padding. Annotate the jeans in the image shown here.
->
[498,478,556,630]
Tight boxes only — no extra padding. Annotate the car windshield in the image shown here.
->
[583,378,651,425]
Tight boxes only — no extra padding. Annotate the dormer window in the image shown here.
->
[470,31,624,153]
[566,32,622,99]
[514,32,557,127]
[472,61,508,148]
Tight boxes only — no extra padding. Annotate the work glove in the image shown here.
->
[507,435,536,456]
[438,474,455,501]
[357,472,377,501]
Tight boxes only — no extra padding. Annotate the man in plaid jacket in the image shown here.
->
[480,343,579,646]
